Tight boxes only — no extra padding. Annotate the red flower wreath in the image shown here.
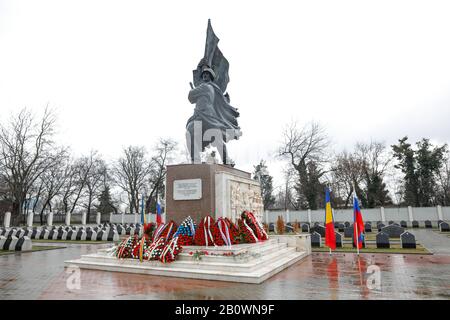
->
[213,217,236,246]
[194,215,217,246]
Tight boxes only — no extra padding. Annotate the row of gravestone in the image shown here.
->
[0,227,35,251]
[310,230,417,249]
[0,225,121,242]
[270,220,449,233]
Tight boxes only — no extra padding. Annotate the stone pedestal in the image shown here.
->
[166,163,263,224]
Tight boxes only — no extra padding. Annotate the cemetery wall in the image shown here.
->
[265,206,449,223]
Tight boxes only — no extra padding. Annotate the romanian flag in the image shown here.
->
[324,187,336,250]
[156,195,162,225]
[353,193,365,249]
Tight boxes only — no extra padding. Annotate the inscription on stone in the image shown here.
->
[173,179,202,200]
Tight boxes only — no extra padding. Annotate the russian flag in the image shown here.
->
[353,193,365,249]
[324,187,336,250]
[156,195,162,225]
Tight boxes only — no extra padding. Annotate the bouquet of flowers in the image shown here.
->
[116,235,139,259]
[174,216,196,246]
[194,215,217,246]
[146,237,167,261]
[143,222,155,240]
[214,217,235,246]
[131,236,151,261]
[226,217,241,244]
[159,236,182,263]
[152,220,178,242]
[239,211,268,243]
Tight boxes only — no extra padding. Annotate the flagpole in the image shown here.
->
[352,185,360,256]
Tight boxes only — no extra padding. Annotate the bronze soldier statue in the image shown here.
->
[186,20,241,165]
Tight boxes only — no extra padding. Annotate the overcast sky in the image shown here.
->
[1,0,450,190]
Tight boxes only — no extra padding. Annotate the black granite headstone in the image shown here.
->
[268,223,275,232]
[377,223,385,232]
[344,221,350,228]
[364,223,372,233]
[400,220,408,228]
[376,232,390,248]
[381,225,404,238]
[439,222,450,232]
[57,229,65,240]
[312,225,326,237]
[301,224,309,233]
[96,230,104,241]
[3,237,12,250]
[344,226,353,238]
[311,232,321,247]
[337,223,345,232]
[388,221,394,225]
[401,232,416,249]
[107,229,117,241]
[412,220,419,228]
[15,237,25,251]
[335,232,343,248]
[424,220,432,228]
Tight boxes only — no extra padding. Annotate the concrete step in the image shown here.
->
[177,241,288,263]
[66,250,308,284]
[79,245,297,273]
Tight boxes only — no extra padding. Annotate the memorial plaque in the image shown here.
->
[173,179,202,200]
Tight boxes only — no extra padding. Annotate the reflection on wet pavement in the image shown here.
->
[1,232,450,299]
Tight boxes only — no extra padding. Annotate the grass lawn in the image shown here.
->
[0,245,66,256]
[312,244,431,255]
[32,239,111,244]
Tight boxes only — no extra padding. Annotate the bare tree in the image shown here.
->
[112,146,152,214]
[278,121,330,209]
[330,150,365,208]
[145,138,177,213]
[0,107,61,225]
[80,152,106,223]
[37,148,70,224]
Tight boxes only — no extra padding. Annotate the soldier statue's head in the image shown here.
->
[201,66,216,82]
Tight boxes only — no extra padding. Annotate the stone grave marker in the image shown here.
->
[412,220,419,228]
[364,223,372,233]
[57,229,67,240]
[39,229,50,240]
[312,225,326,237]
[311,232,321,247]
[400,220,408,228]
[439,222,449,232]
[388,221,394,225]
[335,232,343,248]
[107,229,119,241]
[301,223,309,233]
[400,232,416,249]
[76,229,87,241]
[344,221,350,228]
[377,223,385,232]
[344,226,353,238]
[424,220,432,228]
[0,236,6,249]
[86,229,97,241]
[337,223,345,232]
[15,236,32,251]
[268,223,274,232]
[381,225,404,238]
[376,232,390,248]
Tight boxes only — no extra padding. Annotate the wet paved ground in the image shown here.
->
[1,230,450,300]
